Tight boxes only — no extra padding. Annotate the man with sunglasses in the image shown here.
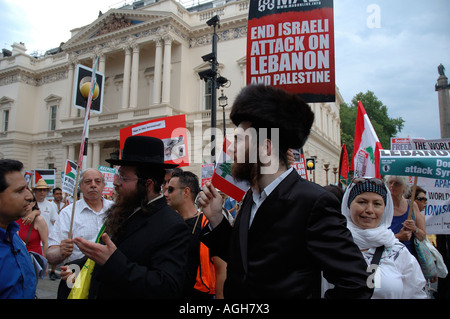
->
[198,85,373,299]
[73,136,190,299]
[164,170,229,299]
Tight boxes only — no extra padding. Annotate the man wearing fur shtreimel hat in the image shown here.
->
[197,84,374,299]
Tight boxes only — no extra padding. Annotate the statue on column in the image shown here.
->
[438,63,446,76]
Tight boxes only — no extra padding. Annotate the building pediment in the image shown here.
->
[63,9,173,51]
[44,94,62,103]
[0,96,14,105]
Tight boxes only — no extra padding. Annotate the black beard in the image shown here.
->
[231,161,259,188]
[105,186,145,242]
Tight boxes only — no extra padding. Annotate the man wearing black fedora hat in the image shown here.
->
[73,135,190,298]
[198,84,373,299]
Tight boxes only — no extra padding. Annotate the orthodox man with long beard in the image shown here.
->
[197,84,373,299]
[73,136,189,299]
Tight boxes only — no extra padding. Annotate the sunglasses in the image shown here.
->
[351,177,384,186]
[167,186,185,194]
[416,197,427,202]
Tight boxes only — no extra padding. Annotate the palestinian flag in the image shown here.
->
[62,160,78,195]
[211,138,250,202]
[351,101,383,178]
[339,144,350,186]
[34,169,55,188]
[65,160,77,179]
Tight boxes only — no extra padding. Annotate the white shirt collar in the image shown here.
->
[249,167,293,227]
[252,167,293,203]
[77,197,108,214]
[147,193,164,205]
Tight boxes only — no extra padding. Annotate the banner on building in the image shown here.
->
[247,0,335,102]
[120,114,189,167]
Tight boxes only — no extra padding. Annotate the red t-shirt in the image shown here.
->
[16,218,43,255]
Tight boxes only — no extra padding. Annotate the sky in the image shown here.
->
[0,0,449,140]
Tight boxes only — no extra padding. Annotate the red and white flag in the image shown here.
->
[211,138,250,202]
[351,101,383,178]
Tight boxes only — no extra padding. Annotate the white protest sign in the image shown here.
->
[411,139,450,234]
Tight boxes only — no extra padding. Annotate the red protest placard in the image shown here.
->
[247,0,335,103]
[119,114,189,167]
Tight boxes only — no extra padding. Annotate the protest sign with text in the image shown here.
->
[62,160,78,196]
[410,138,450,234]
[380,149,450,180]
[247,0,335,102]
[98,165,117,197]
[120,114,189,167]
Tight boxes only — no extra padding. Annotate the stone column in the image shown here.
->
[162,36,172,104]
[67,144,75,161]
[66,63,75,118]
[130,44,140,109]
[99,53,106,75]
[92,142,101,169]
[87,143,93,169]
[121,46,132,109]
[153,38,162,105]
[436,64,450,138]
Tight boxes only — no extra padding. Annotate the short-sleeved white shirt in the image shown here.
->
[49,197,113,262]
[37,200,58,233]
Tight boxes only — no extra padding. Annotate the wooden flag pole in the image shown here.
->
[407,176,418,220]
[65,58,98,264]
[67,166,80,240]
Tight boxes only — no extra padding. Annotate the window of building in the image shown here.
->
[44,94,61,131]
[0,97,13,134]
[3,110,9,132]
[50,105,57,131]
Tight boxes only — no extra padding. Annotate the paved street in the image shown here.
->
[36,275,59,299]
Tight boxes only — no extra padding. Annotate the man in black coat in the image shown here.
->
[74,136,189,298]
[197,85,373,299]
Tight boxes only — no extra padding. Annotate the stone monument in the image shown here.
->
[435,63,450,138]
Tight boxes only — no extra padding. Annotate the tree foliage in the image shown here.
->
[340,91,404,162]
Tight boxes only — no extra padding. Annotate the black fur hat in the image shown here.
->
[229,85,314,149]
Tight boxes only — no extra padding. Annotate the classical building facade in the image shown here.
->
[0,0,342,186]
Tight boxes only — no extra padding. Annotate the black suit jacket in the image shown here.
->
[89,197,189,299]
[201,170,373,299]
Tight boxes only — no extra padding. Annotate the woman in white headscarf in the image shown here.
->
[341,177,427,299]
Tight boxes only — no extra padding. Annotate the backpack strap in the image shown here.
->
[371,245,385,266]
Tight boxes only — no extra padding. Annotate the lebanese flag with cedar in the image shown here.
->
[211,138,250,202]
[351,101,383,178]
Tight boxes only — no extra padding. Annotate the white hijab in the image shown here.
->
[341,182,399,250]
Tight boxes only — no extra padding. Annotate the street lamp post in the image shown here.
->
[324,163,330,185]
[198,15,229,164]
[218,89,228,138]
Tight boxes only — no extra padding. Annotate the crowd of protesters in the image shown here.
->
[0,84,447,300]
